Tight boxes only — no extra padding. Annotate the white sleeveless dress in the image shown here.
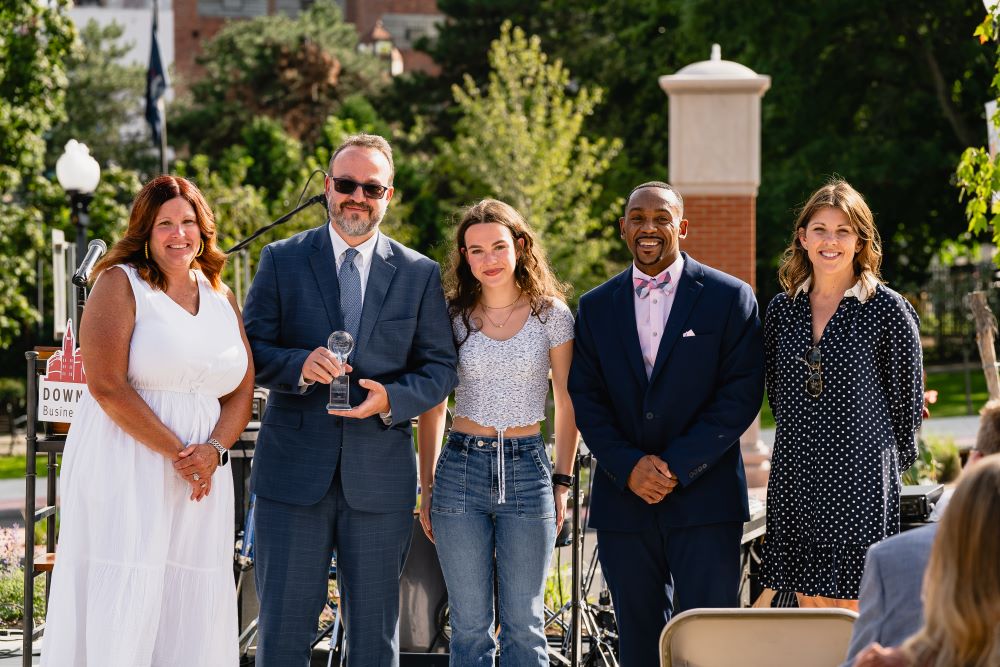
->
[41,264,247,667]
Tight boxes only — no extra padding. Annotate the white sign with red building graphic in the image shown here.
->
[38,321,90,423]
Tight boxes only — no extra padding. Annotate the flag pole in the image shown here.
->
[154,0,167,174]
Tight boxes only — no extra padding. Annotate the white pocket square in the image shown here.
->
[682,329,696,337]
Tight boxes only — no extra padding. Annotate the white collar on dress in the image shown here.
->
[793,273,879,304]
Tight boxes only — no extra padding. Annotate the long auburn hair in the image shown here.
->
[93,175,226,291]
[777,178,883,298]
[901,455,1000,667]
[444,198,568,346]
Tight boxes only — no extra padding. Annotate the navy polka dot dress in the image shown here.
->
[761,282,923,598]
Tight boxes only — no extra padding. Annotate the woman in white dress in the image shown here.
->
[40,175,254,666]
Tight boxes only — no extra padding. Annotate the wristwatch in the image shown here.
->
[552,473,575,488]
[207,438,230,466]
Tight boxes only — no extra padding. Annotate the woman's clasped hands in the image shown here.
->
[173,443,219,501]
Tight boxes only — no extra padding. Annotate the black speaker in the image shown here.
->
[399,516,449,653]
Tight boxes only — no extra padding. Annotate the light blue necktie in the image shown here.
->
[339,248,362,342]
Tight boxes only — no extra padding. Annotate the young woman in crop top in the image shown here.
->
[417,198,579,666]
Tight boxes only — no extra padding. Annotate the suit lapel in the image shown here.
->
[612,268,648,389]
[308,225,341,333]
[356,233,396,355]
[648,253,704,385]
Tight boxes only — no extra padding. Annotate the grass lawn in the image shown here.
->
[0,455,53,480]
[925,369,990,417]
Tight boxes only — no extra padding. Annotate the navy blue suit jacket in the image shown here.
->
[243,225,458,512]
[568,253,765,532]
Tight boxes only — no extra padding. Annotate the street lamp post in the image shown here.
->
[56,140,101,328]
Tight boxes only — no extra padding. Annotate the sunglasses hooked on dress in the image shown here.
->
[798,345,822,398]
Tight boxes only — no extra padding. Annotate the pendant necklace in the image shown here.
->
[482,292,521,329]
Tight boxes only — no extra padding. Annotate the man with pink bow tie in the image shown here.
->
[568,181,765,665]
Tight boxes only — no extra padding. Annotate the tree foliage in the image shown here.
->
[956,7,1000,256]
[400,0,991,298]
[0,0,75,348]
[45,20,148,174]
[173,0,388,156]
[442,22,623,295]
[683,0,991,298]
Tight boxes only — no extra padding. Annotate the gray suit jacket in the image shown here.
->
[841,523,938,666]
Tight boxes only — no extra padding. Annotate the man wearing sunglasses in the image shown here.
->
[568,181,765,665]
[243,133,458,666]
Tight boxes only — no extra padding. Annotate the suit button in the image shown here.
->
[645,412,654,420]
[335,418,343,427]
[689,471,697,479]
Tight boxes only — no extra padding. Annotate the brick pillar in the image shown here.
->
[681,195,757,289]
[660,45,771,488]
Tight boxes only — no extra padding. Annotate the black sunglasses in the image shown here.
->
[799,345,822,398]
[330,177,389,200]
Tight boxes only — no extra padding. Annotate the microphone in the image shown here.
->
[303,193,327,208]
[72,239,108,287]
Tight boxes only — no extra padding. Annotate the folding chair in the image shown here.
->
[659,607,858,667]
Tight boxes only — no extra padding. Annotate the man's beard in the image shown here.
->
[332,202,384,237]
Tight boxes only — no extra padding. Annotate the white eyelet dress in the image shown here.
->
[41,264,248,667]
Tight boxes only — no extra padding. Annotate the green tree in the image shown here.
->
[173,0,388,156]
[442,22,623,296]
[956,6,1000,253]
[405,0,990,297]
[0,0,75,348]
[46,20,149,174]
[681,0,989,298]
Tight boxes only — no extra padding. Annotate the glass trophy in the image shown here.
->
[326,330,355,411]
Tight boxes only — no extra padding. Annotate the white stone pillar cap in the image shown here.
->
[659,44,771,95]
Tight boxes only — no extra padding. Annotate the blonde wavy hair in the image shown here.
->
[777,179,883,297]
[901,455,1000,667]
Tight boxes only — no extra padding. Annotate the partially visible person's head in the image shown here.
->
[444,198,567,344]
[619,181,687,278]
[94,175,225,290]
[902,454,1000,667]
[778,179,883,298]
[325,134,395,241]
[974,400,1000,461]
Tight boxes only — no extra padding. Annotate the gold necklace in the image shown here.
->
[482,292,521,310]
[481,293,521,329]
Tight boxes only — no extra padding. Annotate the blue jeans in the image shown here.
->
[431,431,556,666]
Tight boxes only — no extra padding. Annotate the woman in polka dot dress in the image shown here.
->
[761,179,923,609]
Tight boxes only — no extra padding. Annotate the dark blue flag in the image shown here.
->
[145,11,168,145]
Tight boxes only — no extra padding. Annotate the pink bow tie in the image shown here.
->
[634,273,672,299]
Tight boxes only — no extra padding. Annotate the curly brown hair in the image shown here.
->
[93,175,226,291]
[444,199,569,347]
[777,178,883,298]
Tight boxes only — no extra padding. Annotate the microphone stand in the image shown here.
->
[225,194,326,255]
[570,453,583,665]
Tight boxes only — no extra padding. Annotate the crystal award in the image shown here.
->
[326,330,355,411]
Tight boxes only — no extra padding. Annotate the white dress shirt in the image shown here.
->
[329,225,381,303]
[633,255,684,378]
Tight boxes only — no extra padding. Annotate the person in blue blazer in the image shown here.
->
[243,134,458,666]
[568,181,765,665]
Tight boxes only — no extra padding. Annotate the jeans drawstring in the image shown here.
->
[497,428,506,504]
